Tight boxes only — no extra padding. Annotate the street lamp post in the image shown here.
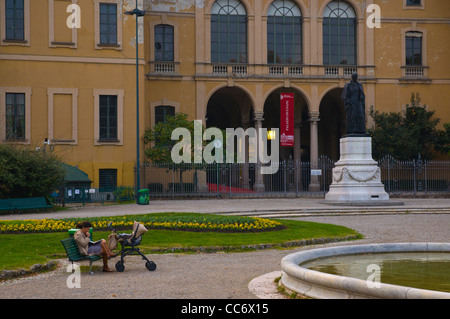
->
[125,1,145,200]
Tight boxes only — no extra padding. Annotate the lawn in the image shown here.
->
[0,213,361,270]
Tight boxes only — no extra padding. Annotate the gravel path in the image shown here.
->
[0,199,449,299]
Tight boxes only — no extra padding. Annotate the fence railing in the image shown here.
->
[52,186,135,205]
[141,157,450,198]
[141,161,324,198]
[53,157,450,204]
[378,155,450,196]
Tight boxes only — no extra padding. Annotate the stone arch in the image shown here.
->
[205,85,255,130]
[263,84,312,112]
[263,86,310,162]
[204,83,256,120]
[205,84,256,191]
[205,0,254,16]
[318,87,346,161]
[262,0,308,17]
[318,0,363,19]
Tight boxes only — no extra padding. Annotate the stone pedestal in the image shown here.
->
[325,136,390,203]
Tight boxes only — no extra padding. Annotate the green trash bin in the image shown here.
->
[138,189,150,205]
[68,227,93,240]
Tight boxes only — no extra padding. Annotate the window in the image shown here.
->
[267,0,302,65]
[99,3,117,45]
[405,31,422,66]
[94,0,122,49]
[99,169,117,192]
[5,92,25,140]
[155,105,175,125]
[0,87,31,143]
[155,25,174,61]
[211,0,247,63]
[94,89,123,145]
[401,27,427,78]
[5,0,24,41]
[323,1,356,65]
[99,95,118,141]
[403,0,424,10]
[406,0,421,6]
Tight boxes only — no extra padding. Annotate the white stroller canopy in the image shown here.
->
[115,221,148,244]
[132,221,148,238]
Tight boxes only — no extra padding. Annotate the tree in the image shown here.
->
[144,113,205,191]
[434,123,450,156]
[144,113,194,164]
[368,93,448,160]
[0,145,65,198]
[144,113,229,192]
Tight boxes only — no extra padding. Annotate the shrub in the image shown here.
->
[0,145,65,199]
[113,187,135,202]
[368,93,448,160]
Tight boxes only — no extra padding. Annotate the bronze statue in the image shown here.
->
[341,73,366,135]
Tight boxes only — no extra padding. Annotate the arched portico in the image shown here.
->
[263,87,309,162]
[206,86,254,130]
[206,86,256,191]
[319,87,346,161]
[262,87,310,191]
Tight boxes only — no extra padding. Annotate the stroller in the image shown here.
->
[107,221,157,272]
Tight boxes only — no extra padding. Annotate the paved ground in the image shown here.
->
[0,197,448,220]
[0,197,449,299]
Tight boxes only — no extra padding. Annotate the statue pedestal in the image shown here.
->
[325,136,391,204]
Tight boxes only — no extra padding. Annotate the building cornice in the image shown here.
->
[0,54,146,65]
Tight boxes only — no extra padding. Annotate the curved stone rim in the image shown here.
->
[281,243,450,299]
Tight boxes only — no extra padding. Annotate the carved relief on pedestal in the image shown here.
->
[332,166,380,183]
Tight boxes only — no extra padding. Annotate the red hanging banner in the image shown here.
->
[280,93,294,147]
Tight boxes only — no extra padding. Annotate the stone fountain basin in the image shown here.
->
[281,243,450,299]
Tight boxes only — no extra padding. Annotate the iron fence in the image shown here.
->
[379,155,450,196]
[141,156,450,198]
[52,186,135,205]
[53,156,450,204]
[141,161,325,198]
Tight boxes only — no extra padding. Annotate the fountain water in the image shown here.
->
[281,243,450,299]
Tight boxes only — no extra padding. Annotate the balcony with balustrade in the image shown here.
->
[400,65,430,83]
[193,63,376,81]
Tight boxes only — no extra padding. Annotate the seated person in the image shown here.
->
[74,221,117,272]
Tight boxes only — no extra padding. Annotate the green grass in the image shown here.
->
[0,232,65,270]
[0,213,361,271]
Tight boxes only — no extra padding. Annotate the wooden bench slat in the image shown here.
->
[61,238,102,274]
[0,197,52,212]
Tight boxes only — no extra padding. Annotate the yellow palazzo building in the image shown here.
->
[1,0,449,190]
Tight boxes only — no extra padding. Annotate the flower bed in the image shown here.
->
[0,214,284,234]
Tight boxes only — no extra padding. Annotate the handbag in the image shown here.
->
[108,233,118,250]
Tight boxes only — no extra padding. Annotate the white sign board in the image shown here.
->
[311,169,322,176]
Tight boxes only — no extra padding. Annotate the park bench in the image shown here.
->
[60,238,102,275]
[0,197,52,213]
